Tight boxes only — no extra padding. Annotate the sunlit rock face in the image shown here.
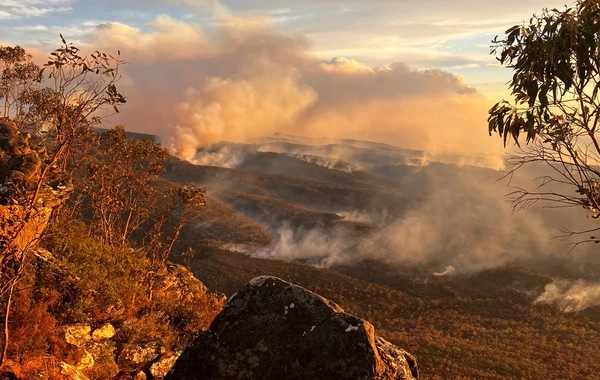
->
[166,276,419,380]
[56,264,213,379]
[0,204,51,254]
[0,118,70,257]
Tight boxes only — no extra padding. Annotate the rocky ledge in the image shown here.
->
[166,276,418,380]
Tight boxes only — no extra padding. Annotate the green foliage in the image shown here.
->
[0,37,125,157]
[85,349,120,380]
[115,311,175,355]
[44,34,126,115]
[76,126,170,247]
[0,46,42,125]
[3,219,223,376]
[488,1,600,224]
[42,222,150,323]
[1,37,127,358]
[489,1,600,146]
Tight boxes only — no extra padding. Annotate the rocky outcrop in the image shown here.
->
[166,276,418,380]
[53,264,220,380]
[61,323,118,379]
[92,323,116,341]
[0,118,70,256]
[150,353,181,379]
[60,362,90,380]
[154,263,209,300]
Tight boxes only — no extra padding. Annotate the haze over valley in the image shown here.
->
[157,132,600,378]
[4,0,600,378]
[164,132,600,304]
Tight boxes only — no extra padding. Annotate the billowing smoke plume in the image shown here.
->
[535,280,600,312]
[336,211,373,224]
[192,145,248,168]
[221,157,600,276]
[228,224,353,269]
[433,266,456,276]
[170,48,317,160]
[358,166,557,273]
[76,12,504,166]
[287,154,356,173]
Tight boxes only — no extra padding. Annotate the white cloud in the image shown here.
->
[0,0,73,19]
[0,24,48,32]
[319,57,374,74]
[92,15,213,62]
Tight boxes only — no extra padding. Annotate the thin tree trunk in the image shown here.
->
[0,281,15,370]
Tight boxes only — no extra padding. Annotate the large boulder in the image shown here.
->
[166,276,418,380]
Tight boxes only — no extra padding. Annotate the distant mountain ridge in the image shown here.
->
[153,131,600,379]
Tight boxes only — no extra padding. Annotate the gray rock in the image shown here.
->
[166,276,418,380]
[119,342,163,367]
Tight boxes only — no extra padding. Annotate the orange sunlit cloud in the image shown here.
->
[77,15,504,167]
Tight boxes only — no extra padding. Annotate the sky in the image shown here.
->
[0,0,571,161]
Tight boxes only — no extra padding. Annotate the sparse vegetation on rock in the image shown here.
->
[0,40,223,379]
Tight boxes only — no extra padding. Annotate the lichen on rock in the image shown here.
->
[166,276,418,380]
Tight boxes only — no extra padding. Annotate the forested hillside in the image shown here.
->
[188,248,600,380]
[4,15,600,379]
